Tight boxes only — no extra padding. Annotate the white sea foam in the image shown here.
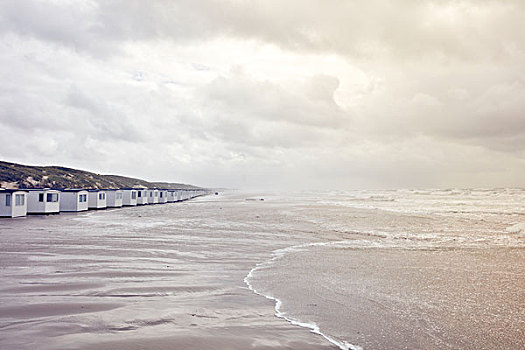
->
[244,242,364,350]
[506,223,525,235]
[313,188,525,219]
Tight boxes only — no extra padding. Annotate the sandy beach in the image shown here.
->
[0,193,337,349]
[1,190,524,349]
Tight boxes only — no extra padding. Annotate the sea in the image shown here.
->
[0,189,523,349]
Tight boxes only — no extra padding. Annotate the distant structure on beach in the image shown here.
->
[26,188,61,215]
[60,189,89,212]
[0,189,28,218]
[0,186,209,218]
[148,189,160,204]
[121,188,138,207]
[0,161,211,218]
[106,189,124,208]
[158,189,168,204]
[88,189,107,210]
[135,188,149,205]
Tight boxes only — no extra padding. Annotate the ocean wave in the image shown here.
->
[245,242,368,350]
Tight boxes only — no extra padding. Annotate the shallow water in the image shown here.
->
[247,189,525,349]
[0,190,524,349]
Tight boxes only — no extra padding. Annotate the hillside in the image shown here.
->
[0,161,201,190]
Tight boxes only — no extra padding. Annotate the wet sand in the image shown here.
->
[0,194,337,349]
[77,327,335,350]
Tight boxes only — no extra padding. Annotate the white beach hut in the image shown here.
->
[122,188,138,206]
[167,190,176,203]
[105,189,123,208]
[148,189,159,204]
[26,189,60,214]
[0,189,28,218]
[135,188,148,205]
[158,189,168,204]
[59,189,88,212]
[88,189,107,209]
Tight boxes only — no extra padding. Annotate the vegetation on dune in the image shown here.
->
[0,161,199,190]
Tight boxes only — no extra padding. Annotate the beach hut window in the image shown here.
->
[5,194,11,206]
[160,192,163,198]
[137,191,141,197]
[39,193,44,202]
[15,194,25,206]
[132,192,137,199]
[47,193,59,202]
[155,192,158,197]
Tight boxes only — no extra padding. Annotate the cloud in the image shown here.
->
[0,0,524,189]
[4,1,524,61]
[199,70,349,148]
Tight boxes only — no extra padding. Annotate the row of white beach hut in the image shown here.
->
[0,188,209,218]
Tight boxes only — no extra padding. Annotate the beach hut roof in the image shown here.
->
[0,188,28,193]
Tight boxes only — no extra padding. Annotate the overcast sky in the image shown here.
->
[1,0,524,189]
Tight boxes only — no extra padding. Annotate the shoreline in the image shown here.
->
[244,244,363,350]
[247,240,525,349]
